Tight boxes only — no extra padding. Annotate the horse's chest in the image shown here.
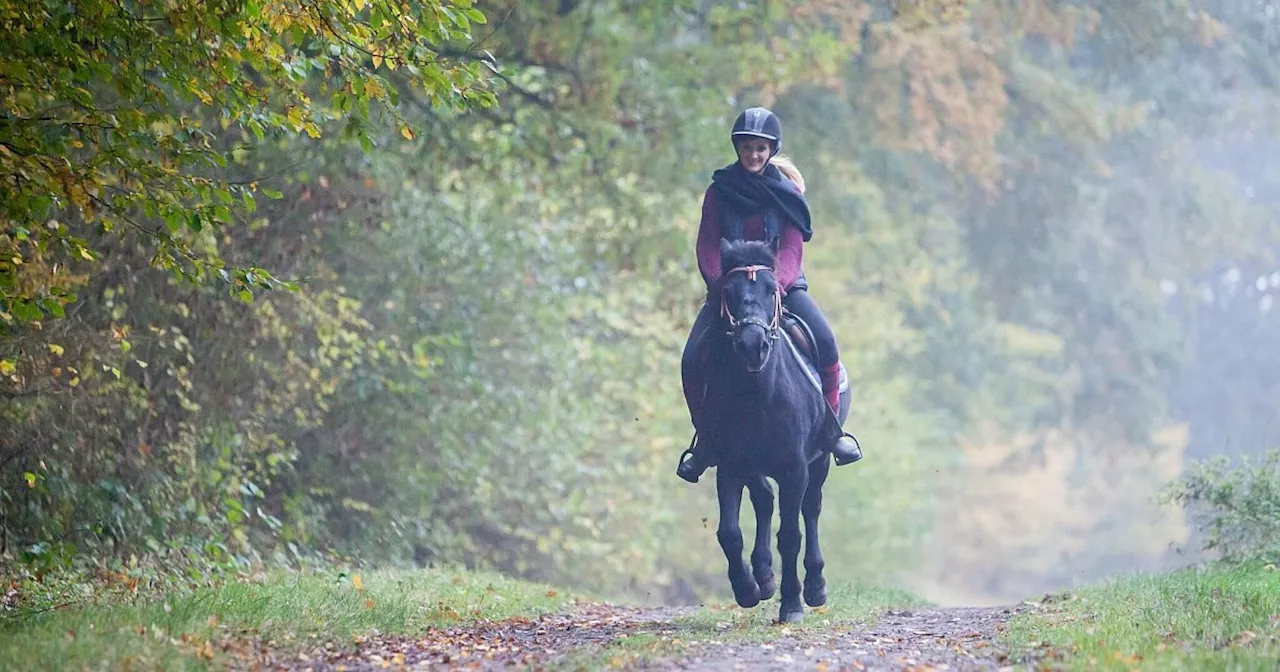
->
[704,383,815,469]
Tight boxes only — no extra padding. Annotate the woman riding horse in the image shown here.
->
[677,106,863,483]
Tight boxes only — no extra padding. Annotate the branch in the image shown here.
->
[0,441,36,471]
[468,2,518,51]
[224,159,309,187]
[0,601,79,622]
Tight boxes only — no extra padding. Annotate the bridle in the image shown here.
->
[720,264,783,340]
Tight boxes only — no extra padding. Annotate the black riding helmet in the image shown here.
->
[730,107,782,157]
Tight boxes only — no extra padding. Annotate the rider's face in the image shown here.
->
[735,138,773,174]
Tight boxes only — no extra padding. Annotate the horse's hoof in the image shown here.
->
[730,573,762,608]
[756,572,777,601]
[778,609,803,624]
[804,584,827,607]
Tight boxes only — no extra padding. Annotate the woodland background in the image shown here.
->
[4,0,1280,605]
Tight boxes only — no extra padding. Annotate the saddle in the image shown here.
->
[780,309,820,365]
[779,309,849,398]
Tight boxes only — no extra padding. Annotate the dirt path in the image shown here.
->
[266,602,1023,671]
[658,607,1021,671]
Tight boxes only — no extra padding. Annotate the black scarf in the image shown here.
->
[710,161,814,243]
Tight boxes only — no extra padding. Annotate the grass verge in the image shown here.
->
[1005,562,1280,671]
[0,567,571,671]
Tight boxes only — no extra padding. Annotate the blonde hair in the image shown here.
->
[770,154,805,194]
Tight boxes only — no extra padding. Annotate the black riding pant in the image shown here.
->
[780,289,839,369]
[681,299,720,426]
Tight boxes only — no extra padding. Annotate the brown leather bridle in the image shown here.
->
[720,264,782,338]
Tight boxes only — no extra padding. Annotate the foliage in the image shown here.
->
[4,0,1280,609]
[1005,563,1280,670]
[1164,450,1280,564]
[0,0,493,331]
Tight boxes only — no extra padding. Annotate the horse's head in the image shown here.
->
[718,238,782,374]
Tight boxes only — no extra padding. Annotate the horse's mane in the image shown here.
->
[721,239,778,272]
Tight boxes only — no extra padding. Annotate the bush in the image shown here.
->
[1164,449,1280,563]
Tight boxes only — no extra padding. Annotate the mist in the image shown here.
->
[3,0,1279,615]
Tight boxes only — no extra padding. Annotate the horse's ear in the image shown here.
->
[719,237,732,260]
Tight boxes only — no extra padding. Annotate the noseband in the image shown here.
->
[720,264,782,339]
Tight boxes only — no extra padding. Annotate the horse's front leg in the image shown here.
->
[746,474,776,600]
[802,455,831,607]
[716,472,760,608]
[775,466,808,623]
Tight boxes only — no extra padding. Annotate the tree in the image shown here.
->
[0,0,494,334]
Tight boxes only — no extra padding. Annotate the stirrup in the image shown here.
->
[832,432,863,466]
[676,431,709,484]
[677,447,708,483]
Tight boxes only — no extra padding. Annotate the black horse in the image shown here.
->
[699,239,852,624]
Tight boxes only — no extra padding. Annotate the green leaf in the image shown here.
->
[12,300,42,322]
[39,298,65,318]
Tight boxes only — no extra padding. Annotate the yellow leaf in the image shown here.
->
[372,54,383,69]
[0,360,14,376]
[69,376,81,387]
[400,125,415,141]
[48,344,64,356]
[78,247,93,260]
[352,575,364,592]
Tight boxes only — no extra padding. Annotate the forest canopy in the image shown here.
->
[3,0,1278,601]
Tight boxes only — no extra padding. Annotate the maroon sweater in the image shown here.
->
[696,187,804,293]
